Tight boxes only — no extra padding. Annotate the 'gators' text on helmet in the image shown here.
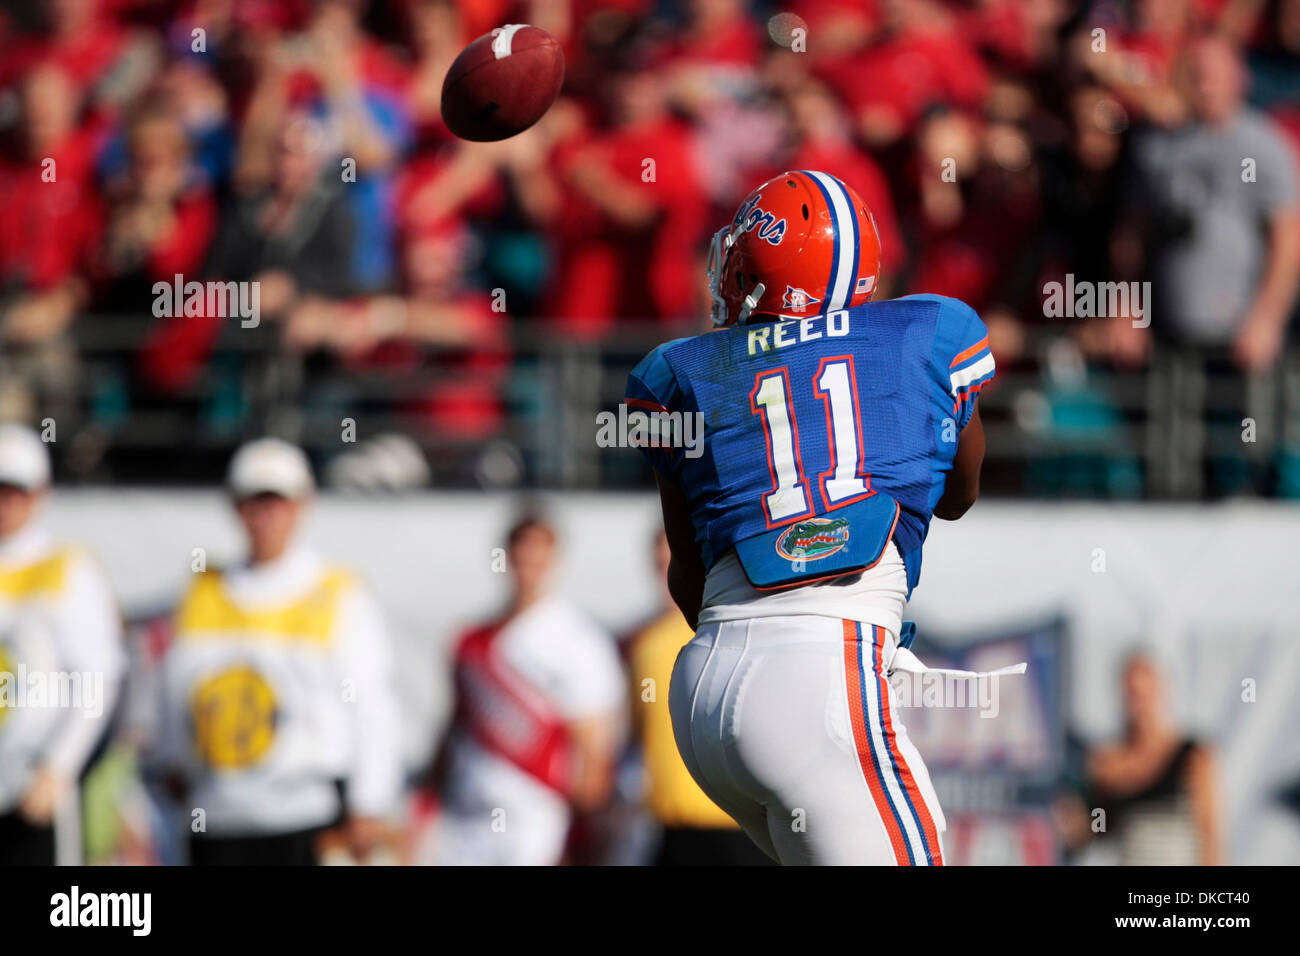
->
[707,170,883,327]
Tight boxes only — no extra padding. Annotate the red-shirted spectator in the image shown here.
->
[541,68,708,337]
[661,0,767,123]
[396,147,506,236]
[906,105,1040,311]
[821,0,990,148]
[93,102,217,395]
[283,222,510,440]
[669,0,764,69]
[1079,0,1201,127]
[404,0,472,147]
[398,225,510,439]
[768,79,906,281]
[317,0,409,98]
[0,64,104,347]
[0,0,161,117]
[94,103,217,294]
[960,0,1042,73]
[138,110,356,393]
[0,0,125,90]
[788,0,881,60]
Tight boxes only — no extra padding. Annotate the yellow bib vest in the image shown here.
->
[0,549,75,729]
[173,568,355,771]
[0,548,73,601]
[176,568,355,645]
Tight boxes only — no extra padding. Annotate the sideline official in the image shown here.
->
[0,425,124,866]
[158,438,402,865]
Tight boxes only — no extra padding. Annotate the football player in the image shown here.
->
[625,171,994,865]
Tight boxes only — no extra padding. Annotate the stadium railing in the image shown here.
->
[25,314,1300,498]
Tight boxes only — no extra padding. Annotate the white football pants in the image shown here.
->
[669,615,946,865]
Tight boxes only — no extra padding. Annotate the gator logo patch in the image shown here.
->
[775,517,850,561]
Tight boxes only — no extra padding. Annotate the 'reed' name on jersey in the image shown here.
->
[625,293,994,597]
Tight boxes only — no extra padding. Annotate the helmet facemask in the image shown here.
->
[707,224,766,327]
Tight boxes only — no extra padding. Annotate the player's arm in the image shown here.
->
[655,471,706,630]
[934,405,984,521]
[1185,744,1222,866]
[934,297,994,520]
[559,619,628,812]
[335,589,403,860]
[567,713,622,811]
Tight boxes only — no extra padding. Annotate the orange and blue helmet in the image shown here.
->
[708,170,883,327]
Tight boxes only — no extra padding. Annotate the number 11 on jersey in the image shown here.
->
[751,357,872,526]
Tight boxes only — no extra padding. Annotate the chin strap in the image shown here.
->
[737,283,766,324]
[708,224,768,327]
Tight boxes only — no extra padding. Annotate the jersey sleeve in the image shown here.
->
[624,341,686,478]
[44,552,126,777]
[933,297,995,431]
[334,585,403,819]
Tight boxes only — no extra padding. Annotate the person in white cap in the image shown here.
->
[156,437,403,865]
[0,424,124,865]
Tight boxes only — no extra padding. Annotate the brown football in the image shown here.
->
[440,24,565,142]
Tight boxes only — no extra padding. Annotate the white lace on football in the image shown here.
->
[490,24,527,59]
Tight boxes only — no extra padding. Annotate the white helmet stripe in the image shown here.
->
[804,170,858,312]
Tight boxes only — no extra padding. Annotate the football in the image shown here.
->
[440,24,565,142]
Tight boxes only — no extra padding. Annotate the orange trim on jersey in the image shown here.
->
[842,619,911,865]
[949,337,989,368]
[625,397,670,413]
[870,625,944,865]
[952,379,990,415]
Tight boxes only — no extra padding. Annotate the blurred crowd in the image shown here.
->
[1,0,1299,489]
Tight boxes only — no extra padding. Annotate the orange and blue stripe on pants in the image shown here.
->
[842,620,944,865]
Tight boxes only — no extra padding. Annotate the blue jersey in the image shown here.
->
[625,294,994,595]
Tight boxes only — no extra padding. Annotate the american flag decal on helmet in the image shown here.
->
[856,276,876,295]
